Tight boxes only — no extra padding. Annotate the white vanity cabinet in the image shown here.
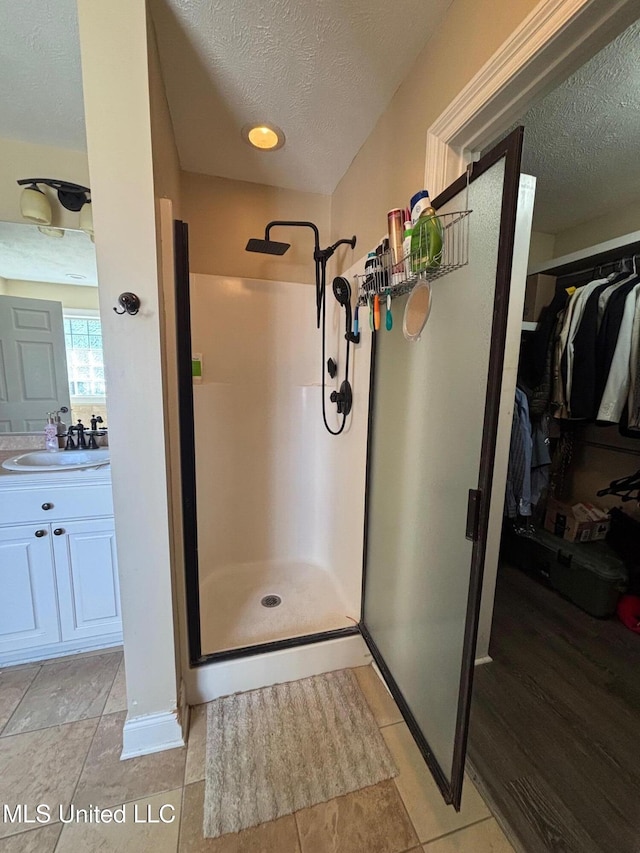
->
[0,524,61,653]
[53,519,121,642]
[0,472,122,665]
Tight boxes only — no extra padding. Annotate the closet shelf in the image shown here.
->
[356,210,471,306]
[528,230,640,278]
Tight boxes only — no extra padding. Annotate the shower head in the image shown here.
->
[332,276,359,344]
[245,237,290,255]
[332,276,351,306]
[246,221,356,333]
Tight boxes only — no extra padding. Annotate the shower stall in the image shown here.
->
[175,128,535,810]
[180,263,371,661]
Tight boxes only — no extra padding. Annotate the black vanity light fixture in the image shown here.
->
[17,178,93,238]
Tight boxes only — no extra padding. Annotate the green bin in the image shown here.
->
[503,525,627,618]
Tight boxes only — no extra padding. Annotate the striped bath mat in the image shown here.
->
[204,668,398,838]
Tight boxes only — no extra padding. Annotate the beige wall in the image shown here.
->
[0,137,89,228]
[553,197,640,259]
[331,0,540,259]
[77,0,182,742]
[2,279,99,310]
[147,12,188,704]
[148,16,182,217]
[568,426,640,521]
[181,172,331,285]
[528,231,556,268]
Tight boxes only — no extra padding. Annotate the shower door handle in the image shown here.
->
[465,489,482,542]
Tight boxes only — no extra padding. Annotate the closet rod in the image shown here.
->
[528,231,640,277]
[556,253,639,283]
[582,440,640,457]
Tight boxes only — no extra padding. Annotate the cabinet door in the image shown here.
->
[52,519,122,642]
[0,525,60,652]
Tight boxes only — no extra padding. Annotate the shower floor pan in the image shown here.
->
[200,560,356,656]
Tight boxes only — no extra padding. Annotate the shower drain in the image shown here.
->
[261,594,282,608]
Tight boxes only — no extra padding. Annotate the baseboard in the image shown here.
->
[186,633,371,704]
[0,635,123,668]
[178,677,189,731]
[121,710,186,760]
[474,655,493,666]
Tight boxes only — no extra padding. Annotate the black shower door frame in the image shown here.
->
[173,220,360,668]
[358,127,525,810]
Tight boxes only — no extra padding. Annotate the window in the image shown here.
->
[63,315,106,397]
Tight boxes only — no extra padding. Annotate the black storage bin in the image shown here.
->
[502,523,554,584]
[502,524,627,618]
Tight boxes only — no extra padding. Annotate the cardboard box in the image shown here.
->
[524,274,557,322]
[544,498,610,543]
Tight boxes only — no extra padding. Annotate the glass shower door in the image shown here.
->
[361,129,532,809]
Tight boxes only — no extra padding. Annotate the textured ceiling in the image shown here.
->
[0,0,86,150]
[0,223,97,285]
[150,0,453,194]
[520,20,640,234]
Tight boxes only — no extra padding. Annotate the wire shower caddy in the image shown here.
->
[356,209,472,306]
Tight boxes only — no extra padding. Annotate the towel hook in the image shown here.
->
[113,292,141,316]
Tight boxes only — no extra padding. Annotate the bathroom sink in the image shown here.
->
[2,449,110,472]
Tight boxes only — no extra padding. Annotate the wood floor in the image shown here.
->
[469,563,640,853]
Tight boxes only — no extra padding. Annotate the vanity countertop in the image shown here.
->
[0,449,111,487]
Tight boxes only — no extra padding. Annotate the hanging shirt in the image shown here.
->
[553,279,604,418]
[598,278,629,326]
[551,295,578,416]
[627,295,640,430]
[530,414,551,508]
[561,277,610,417]
[505,388,533,518]
[571,274,633,419]
[597,282,640,423]
[595,277,640,406]
[522,290,568,390]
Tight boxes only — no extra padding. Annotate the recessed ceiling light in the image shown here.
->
[242,123,285,151]
[66,273,86,281]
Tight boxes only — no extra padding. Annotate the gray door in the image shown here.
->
[361,129,531,809]
[0,295,71,432]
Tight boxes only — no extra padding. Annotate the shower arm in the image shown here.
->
[263,221,357,327]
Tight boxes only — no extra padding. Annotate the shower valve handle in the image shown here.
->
[330,381,353,417]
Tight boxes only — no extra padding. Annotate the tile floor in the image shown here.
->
[0,650,515,852]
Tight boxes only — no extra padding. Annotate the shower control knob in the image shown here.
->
[329,380,353,417]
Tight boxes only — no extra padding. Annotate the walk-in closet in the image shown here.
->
[468,18,640,853]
